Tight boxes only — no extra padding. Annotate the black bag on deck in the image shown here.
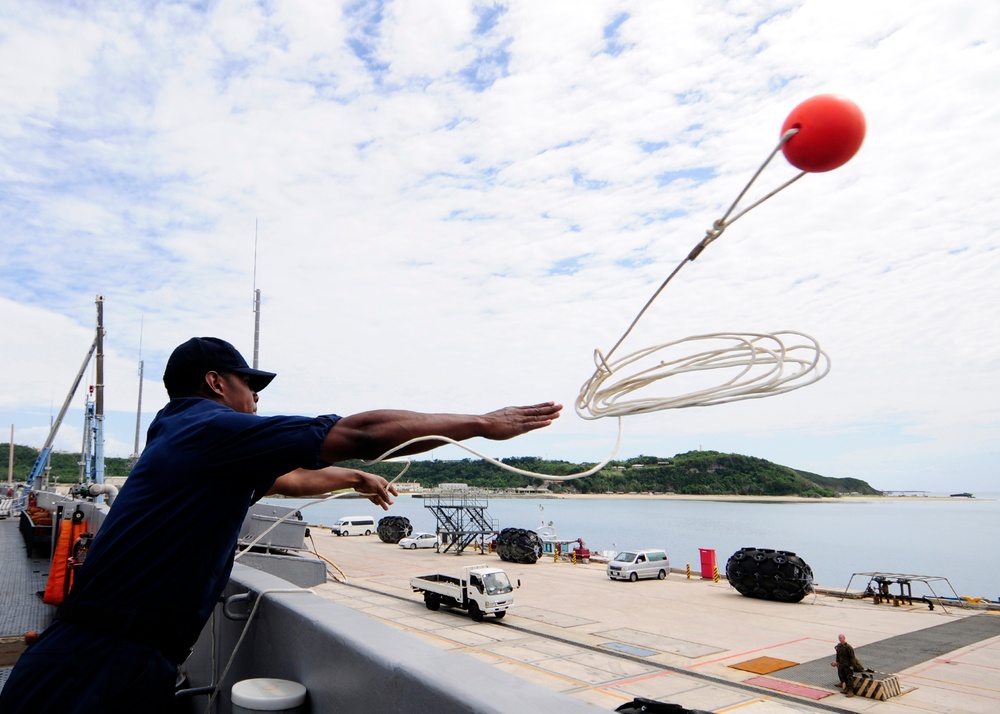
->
[614,698,712,714]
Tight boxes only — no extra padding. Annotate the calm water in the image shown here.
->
[263,495,1000,601]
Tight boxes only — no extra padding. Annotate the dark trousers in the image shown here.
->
[837,665,855,688]
[0,620,178,713]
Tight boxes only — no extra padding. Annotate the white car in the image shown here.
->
[399,532,439,550]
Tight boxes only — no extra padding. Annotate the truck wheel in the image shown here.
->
[469,602,484,622]
[494,610,506,620]
[424,594,441,611]
[657,569,666,580]
[629,572,638,582]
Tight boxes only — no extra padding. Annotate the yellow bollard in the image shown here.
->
[686,563,691,579]
[553,549,559,563]
[713,565,720,583]
[572,551,577,565]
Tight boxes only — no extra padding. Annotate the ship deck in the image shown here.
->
[309,532,1000,714]
[3,514,998,712]
[0,517,55,689]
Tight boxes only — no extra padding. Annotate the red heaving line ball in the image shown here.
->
[781,94,866,173]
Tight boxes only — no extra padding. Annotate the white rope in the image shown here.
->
[233,462,418,560]
[577,331,829,419]
[202,587,311,714]
[576,130,829,419]
[235,492,348,560]
[359,416,624,482]
[239,129,827,499]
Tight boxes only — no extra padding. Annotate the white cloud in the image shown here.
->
[1,0,997,493]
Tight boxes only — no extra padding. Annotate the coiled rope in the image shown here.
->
[238,129,828,500]
[575,128,829,421]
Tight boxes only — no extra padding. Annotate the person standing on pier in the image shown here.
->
[831,633,864,696]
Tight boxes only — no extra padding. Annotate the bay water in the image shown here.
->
[263,494,1000,602]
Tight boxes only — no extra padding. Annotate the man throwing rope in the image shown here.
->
[0,336,561,713]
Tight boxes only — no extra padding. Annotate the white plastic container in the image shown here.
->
[231,678,307,714]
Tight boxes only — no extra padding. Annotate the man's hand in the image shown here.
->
[480,402,563,440]
[352,470,397,510]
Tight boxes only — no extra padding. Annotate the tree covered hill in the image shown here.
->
[1,444,135,482]
[1,444,880,498]
[350,451,881,497]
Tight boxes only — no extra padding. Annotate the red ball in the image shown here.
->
[24,631,39,645]
[780,94,866,172]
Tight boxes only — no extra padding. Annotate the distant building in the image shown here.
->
[439,483,468,491]
[514,486,550,494]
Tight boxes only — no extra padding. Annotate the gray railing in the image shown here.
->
[183,564,600,713]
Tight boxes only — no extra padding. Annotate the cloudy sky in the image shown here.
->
[2,1,997,493]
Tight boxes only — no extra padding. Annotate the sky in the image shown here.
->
[1,0,998,493]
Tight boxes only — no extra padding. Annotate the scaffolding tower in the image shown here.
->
[424,494,497,555]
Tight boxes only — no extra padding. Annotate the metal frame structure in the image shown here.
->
[21,296,106,509]
[844,571,967,613]
[423,494,497,555]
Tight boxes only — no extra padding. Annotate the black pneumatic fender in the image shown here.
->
[725,547,814,603]
[377,516,413,543]
[496,527,543,564]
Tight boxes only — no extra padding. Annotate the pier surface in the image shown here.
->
[310,531,1000,713]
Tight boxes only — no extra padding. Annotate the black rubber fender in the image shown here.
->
[496,527,543,564]
[376,515,413,543]
[725,547,814,603]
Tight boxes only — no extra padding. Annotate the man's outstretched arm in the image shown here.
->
[320,402,562,463]
[267,467,397,509]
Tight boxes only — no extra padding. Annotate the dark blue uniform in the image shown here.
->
[0,398,338,713]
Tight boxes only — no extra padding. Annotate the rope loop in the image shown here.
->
[576,132,824,421]
[576,331,829,419]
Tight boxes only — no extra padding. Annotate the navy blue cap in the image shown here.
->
[163,337,276,396]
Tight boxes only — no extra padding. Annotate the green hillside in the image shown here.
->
[0,444,880,497]
[345,450,881,497]
[0,444,135,483]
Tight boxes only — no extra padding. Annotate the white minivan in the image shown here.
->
[331,516,376,536]
[607,549,670,581]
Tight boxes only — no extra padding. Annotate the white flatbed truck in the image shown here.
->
[410,564,515,621]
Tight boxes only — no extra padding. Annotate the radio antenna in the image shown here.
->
[252,219,261,369]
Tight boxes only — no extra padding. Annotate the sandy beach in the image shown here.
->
[482,492,978,503]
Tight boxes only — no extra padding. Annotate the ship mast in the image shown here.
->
[7,424,13,490]
[252,219,261,368]
[131,316,144,463]
[93,295,107,497]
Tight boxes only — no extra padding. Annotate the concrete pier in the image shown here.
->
[310,530,1000,713]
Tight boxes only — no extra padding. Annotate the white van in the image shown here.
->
[607,549,670,582]
[331,516,375,536]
